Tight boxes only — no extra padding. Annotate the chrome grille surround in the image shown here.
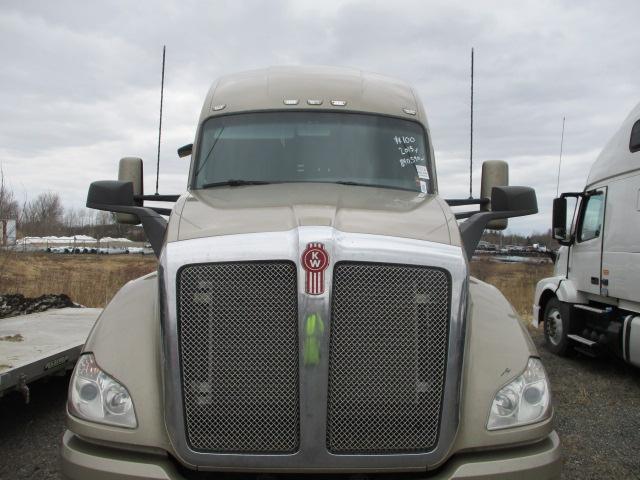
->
[160,227,468,472]
[328,263,451,454]
[177,262,299,453]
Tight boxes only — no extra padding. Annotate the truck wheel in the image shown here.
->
[543,297,572,356]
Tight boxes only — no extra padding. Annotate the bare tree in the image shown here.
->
[63,207,80,230]
[94,210,114,226]
[0,167,19,221]
[22,192,64,236]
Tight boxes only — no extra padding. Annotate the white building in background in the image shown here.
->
[1,219,16,246]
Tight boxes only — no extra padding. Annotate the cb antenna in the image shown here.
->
[556,116,565,197]
[155,45,166,196]
[469,47,474,199]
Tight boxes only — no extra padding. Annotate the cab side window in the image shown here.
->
[578,193,604,242]
[630,119,640,153]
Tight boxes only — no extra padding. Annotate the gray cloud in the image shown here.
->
[1,0,639,234]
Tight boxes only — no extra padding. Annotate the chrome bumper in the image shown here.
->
[61,430,562,480]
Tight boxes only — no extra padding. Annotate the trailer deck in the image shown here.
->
[0,307,101,401]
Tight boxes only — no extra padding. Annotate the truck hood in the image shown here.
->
[168,183,459,246]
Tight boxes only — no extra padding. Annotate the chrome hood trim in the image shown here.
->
[160,227,467,472]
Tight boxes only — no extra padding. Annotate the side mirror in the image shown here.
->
[552,197,568,242]
[491,186,538,213]
[87,180,135,209]
[178,143,193,158]
[480,160,509,230]
[630,119,640,153]
[458,185,538,259]
[87,179,167,257]
[116,157,143,224]
[86,157,178,258]
[551,194,584,246]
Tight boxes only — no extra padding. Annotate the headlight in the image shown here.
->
[487,357,550,430]
[68,353,137,428]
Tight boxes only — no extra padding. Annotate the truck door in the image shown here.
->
[569,188,606,296]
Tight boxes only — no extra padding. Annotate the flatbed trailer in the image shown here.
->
[0,307,101,402]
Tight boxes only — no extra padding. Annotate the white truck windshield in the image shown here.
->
[192,112,432,193]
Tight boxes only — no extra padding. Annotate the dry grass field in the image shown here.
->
[0,252,156,307]
[0,252,552,317]
[470,257,554,321]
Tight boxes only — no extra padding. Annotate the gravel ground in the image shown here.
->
[530,327,640,479]
[1,331,639,480]
[0,374,68,480]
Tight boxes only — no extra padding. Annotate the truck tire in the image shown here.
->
[543,297,572,356]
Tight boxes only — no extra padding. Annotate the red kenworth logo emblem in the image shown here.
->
[302,242,330,295]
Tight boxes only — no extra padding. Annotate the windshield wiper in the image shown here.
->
[335,181,418,192]
[201,179,272,188]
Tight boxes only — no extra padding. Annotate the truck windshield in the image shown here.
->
[192,112,432,193]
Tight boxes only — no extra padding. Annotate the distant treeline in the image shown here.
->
[481,229,558,249]
[0,170,145,241]
[0,169,554,246]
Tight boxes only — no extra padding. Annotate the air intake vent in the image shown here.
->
[177,262,299,453]
[327,262,450,454]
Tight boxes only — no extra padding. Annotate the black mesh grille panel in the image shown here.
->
[177,262,299,453]
[327,262,451,454]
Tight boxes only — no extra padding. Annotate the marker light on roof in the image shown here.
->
[403,108,417,115]
[331,100,347,106]
[283,99,299,105]
[307,99,323,105]
[212,104,226,111]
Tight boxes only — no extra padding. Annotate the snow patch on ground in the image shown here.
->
[17,236,133,244]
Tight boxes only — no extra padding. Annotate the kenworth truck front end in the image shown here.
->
[62,66,560,479]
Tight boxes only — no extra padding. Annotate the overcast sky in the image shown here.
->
[1,0,639,234]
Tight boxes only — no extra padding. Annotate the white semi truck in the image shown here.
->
[61,66,560,479]
[534,102,640,364]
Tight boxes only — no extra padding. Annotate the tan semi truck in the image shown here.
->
[61,66,561,479]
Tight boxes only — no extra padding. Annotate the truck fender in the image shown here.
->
[68,271,172,452]
[533,276,587,327]
[532,276,562,328]
[454,277,553,452]
[556,278,587,305]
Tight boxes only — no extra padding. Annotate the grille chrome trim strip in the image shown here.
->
[160,227,468,471]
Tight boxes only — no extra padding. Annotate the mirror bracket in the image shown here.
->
[86,180,167,257]
[459,186,538,259]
